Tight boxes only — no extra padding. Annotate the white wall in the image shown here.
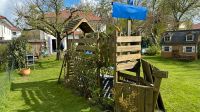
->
[0,23,12,40]
[12,31,21,38]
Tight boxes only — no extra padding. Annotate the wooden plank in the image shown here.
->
[141,59,153,83]
[138,86,145,112]
[117,45,141,52]
[117,54,141,62]
[118,72,153,87]
[72,38,97,44]
[145,87,153,112]
[76,45,96,51]
[117,61,137,71]
[152,70,168,78]
[117,36,141,42]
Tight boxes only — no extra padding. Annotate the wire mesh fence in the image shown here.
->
[0,61,14,111]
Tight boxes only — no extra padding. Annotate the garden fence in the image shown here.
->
[0,60,14,111]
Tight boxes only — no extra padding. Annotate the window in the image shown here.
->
[165,36,170,41]
[162,46,172,52]
[186,47,192,52]
[0,37,4,40]
[164,35,171,42]
[186,34,194,41]
[183,46,195,53]
[12,32,16,35]
[164,47,170,51]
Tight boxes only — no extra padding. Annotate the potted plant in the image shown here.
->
[19,68,31,76]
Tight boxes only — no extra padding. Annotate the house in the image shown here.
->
[0,15,21,40]
[11,26,21,38]
[161,29,200,60]
[0,16,14,40]
[192,23,200,29]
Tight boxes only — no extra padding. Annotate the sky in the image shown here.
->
[0,0,199,24]
[0,0,81,23]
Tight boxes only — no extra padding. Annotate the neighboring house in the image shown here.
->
[0,16,13,40]
[192,23,200,29]
[161,29,200,60]
[0,15,21,40]
[11,26,21,38]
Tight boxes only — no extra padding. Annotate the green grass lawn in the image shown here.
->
[4,56,100,112]
[2,55,200,112]
[144,56,200,112]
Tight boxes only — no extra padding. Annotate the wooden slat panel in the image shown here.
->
[72,38,97,44]
[117,36,141,42]
[145,88,153,112]
[76,45,96,51]
[117,61,137,71]
[117,45,141,52]
[117,54,141,62]
[138,87,145,112]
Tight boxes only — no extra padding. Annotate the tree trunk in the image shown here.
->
[173,20,180,31]
[56,32,62,60]
[151,26,159,45]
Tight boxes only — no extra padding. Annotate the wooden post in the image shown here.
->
[128,20,131,36]
[127,0,132,36]
[115,30,118,84]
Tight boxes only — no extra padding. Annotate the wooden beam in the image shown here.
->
[117,36,141,43]
[117,54,141,62]
[117,45,141,52]
[117,61,138,71]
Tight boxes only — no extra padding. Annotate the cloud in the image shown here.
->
[0,0,23,23]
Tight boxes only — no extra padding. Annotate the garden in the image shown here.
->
[0,54,199,112]
[0,0,200,111]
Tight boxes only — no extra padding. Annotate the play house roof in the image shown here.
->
[65,18,95,34]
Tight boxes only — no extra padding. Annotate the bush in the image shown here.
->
[0,45,8,71]
[146,45,160,56]
[7,37,28,69]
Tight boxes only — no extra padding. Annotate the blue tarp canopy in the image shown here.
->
[112,2,147,20]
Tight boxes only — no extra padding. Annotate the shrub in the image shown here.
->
[146,45,160,56]
[7,37,28,69]
[0,45,8,71]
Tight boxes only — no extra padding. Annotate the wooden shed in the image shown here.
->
[28,40,45,58]
[161,29,200,60]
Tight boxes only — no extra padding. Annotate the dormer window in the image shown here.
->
[164,33,172,42]
[164,35,171,42]
[186,34,194,41]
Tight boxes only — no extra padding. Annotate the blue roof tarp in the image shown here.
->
[112,2,147,20]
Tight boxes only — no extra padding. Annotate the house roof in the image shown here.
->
[45,10,101,21]
[161,29,200,45]
[65,18,95,34]
[0,15,6,19]
[0,15,18,31]
[10,26,21,31]
[192,23,200,29]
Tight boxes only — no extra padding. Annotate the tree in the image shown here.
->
[162,0,200,30]
[16,0,79,60]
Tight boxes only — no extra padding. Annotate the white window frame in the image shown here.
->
[162,46,172,52]
[164,35,171,42]
[186,34,194,42]
[183,46,195,53]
